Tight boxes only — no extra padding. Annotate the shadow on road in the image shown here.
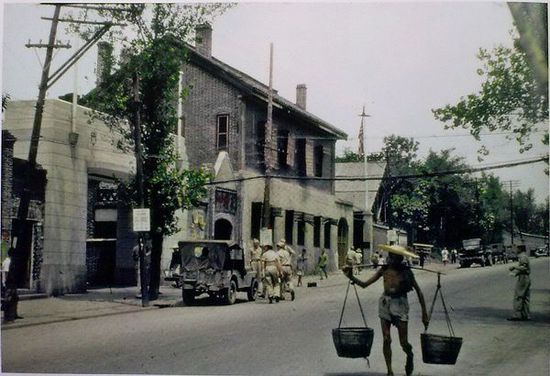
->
[325,373,388,376]
[454,306,550,326]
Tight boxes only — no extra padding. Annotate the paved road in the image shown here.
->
[2,258,549,375]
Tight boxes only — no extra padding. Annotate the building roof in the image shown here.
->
[184,44,347,140]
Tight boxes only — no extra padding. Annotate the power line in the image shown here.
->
[205,155,548,186]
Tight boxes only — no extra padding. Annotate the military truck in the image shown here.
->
[178,240,258,305]
[458,238,490,268]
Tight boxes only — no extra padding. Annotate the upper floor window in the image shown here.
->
[277,130,289,168]
[296,138,306,176]
[217,114,229,150]
[314,145,323,177]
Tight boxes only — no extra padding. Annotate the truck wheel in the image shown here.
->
[224,280,237,305]
[182,290,195,306]
[247,279,258,302]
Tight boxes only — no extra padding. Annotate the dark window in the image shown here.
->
[285,210,294,245]
[179,115,186,137]
[324,221,331,249]
[256,121,266,170]
[297,220,305,246]
[296,138,306,176]
[314,216,321,247]
[314,145,323,177]
[251,202,263,240]
[217,114,229,150]
[277,130,289,168]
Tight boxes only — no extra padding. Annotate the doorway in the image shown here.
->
[214,218,233,240]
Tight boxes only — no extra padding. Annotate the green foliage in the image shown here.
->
[433,44,549,157]
[2,94,9,111]
[335,148,383,162]
[66,3,230,299]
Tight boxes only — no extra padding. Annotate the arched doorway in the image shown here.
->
[337,218,349,268]
[214,218,233,240]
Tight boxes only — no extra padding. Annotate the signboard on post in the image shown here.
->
[133,208,150,232]
[260,227,272,247]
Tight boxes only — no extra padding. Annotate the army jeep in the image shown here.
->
[178,240,258,305]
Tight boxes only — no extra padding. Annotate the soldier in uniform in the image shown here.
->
[344,245,429,376]
[277,241,295,301]
[249,239,264,298]
[261,244,282,303]
[508,245,531,321]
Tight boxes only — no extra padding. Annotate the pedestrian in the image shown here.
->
[441,247,449,266]
[3,245,23,323]
[296,248,307,287]
[277,241,295,301]
[261,244,282,304]
[346,247,357,273]
[370,251,379,268]
[507,245,531,321]
[318,248,328,280]
[450,249,458,264]
[279,238,296,268]
[354,249,363,274]
[343,245,429,376]
[419,252,426,269]
[249,238,264,297]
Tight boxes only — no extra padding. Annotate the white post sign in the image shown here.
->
[260,228,273,247]
[133,208,151,232]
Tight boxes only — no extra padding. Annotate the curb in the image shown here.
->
[1,303,164,331]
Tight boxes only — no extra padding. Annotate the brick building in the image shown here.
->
[181,25,354,271]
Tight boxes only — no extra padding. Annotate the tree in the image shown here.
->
[69,3,231,300]
[432,33,548,159]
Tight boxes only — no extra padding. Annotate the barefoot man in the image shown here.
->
[344,244,429,376]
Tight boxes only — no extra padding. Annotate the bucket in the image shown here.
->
[332,327,374,358]
[421,333,463,364]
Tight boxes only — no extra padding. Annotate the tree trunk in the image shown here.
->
[148,232,163,301]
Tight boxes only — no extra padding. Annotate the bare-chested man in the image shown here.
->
[344,251,429,376]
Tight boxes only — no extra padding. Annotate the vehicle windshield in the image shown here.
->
[180,243,226,271]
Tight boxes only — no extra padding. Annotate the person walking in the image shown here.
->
[3,245,23,323]
[249,239,264,297]
[318,248,328,280]
[261,244,282,304]
[441,247,449,266]
[296,249,307,287]
[370,251,380,268]
[343,245,429,376]
[277,241,295,301]
[508,245,531,321]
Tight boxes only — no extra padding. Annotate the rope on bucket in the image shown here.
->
[338,280,368,328]
[426,272,455,337]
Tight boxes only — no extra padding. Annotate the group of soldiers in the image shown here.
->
[248,238,298,304]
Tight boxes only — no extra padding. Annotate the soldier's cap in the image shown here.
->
[276,241,285,248]
[253,238,260,244]
[264,244,273,250]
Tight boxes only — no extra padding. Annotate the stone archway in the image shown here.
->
[214,218,233,240]
[337,218,349,268]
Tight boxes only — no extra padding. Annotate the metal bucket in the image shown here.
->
[332,327,374,358]
[421,333,463,364]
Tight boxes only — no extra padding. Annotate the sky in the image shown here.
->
[1,1,549,203]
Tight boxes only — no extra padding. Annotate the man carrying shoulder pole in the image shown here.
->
[343,244,429,376]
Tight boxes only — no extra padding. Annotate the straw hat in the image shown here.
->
[378,244,419,259]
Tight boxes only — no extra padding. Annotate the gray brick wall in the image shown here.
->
[181,63,242,170]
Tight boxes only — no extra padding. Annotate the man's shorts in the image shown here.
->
[379,294,409,325]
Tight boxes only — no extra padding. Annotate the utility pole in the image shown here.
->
[132,72,149,308]
[262,43,274,239]
[358,106,373,253]
[503,180,520,245]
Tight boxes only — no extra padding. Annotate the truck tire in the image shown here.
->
[224,280,237,305]
[247,279,258,302]
[182,290,195,306]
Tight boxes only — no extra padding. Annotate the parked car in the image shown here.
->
[534,245,549,258]
[178,240,258,305]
